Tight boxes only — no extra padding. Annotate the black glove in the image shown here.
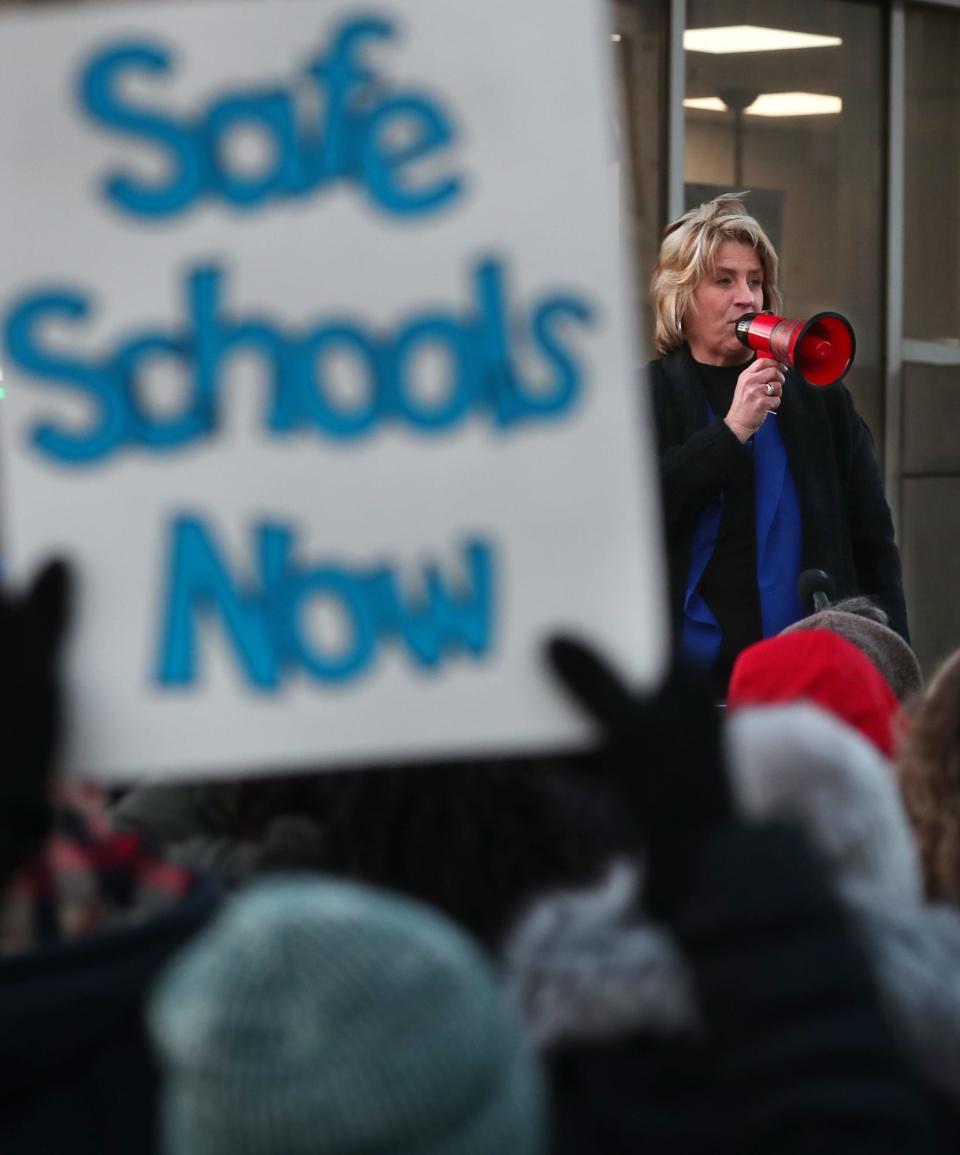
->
[0,560,71,885]
[546,636,733,917]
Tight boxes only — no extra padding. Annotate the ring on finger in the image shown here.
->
[765,382,775,396]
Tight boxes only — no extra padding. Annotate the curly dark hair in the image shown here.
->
[897,648,960,904]
[199,753,630,951]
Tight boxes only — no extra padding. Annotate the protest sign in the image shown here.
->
[0,0,667,780]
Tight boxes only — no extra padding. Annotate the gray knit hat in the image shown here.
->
[782,607,922,703]
[148,876,545,1155]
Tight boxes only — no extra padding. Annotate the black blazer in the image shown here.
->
[648,345,908,642]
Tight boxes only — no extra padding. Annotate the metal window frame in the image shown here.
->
[667,0,686,222]
[886,0,905,534]
[901,340,960,365]
[889,0,960,539]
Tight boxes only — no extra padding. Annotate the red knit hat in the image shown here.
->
[727,629,901,757]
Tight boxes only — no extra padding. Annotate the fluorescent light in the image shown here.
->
[684,92,842,117]
[683,97,730,112]
[746,92,842,116]
[684,25,842,54]
[610,32,622,42]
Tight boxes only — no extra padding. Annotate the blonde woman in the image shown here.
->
[649,193,906,695]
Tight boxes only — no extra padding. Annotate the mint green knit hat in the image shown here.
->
[147,875,545,1155]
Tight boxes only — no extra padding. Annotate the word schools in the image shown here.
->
[6,256,596,464]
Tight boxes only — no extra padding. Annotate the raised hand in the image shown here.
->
[546,638,732,917]
[0,560,71,885]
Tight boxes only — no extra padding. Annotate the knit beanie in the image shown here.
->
[725,704,922,905]
[147,876,545,1155]
[782,609,922,703]
[727,629,901,757]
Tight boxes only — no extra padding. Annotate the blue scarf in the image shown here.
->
[680,412,804,669]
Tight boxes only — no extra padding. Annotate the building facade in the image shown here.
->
[614,0,960,675]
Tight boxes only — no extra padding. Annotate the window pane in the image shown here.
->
[683,0,884,439]
[904,8,960,343]
[609,0,667,361]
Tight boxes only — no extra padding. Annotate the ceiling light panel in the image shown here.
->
[746,92,842,116]
[684,26,842,54]
[684,93,843,117]
[683,97,730,112]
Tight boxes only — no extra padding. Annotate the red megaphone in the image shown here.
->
[735,311,856,387]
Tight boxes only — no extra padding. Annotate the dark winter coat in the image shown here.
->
[0,880,219,1155]
[648,345,908,642]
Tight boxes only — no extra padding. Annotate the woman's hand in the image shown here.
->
[724,357,785,442]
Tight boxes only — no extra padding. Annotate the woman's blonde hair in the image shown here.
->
[650,192,782,356]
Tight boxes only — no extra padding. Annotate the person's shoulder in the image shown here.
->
[820,379,857,409]
[645,346,693,389]
[644,352,667,382]
[818,381,867,440]
[786,374,856,420]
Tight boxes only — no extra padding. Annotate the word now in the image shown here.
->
[5,256,595,465]
[156,517,496,689]
[78,15,463,219]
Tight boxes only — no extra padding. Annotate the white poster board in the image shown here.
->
[0,0,667,781]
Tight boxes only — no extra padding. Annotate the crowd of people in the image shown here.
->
[4,558,960,1153]
[4,192,960,1154]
